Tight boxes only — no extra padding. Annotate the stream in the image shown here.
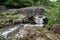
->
[0,24,24,40]
[0,15,47,40]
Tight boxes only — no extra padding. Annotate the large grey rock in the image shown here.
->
[12,26,60,40]
[46,33,60,40]
[52,24,60,34]
[16,7,45,18]
[5,6,45,18]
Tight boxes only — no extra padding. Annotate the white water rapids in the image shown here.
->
[0,15,46,40]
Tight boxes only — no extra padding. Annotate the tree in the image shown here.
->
[4,0,34,8]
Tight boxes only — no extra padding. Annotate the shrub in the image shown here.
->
[46,0,60,29]
[4,0,34,8]
[0,0,51,8]
[35,1,41,6]
[0,35,4,40]
[23,18,29,23]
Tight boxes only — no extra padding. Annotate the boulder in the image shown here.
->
[52,24,60,34]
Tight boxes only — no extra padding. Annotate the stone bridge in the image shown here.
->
[6,6,45,18]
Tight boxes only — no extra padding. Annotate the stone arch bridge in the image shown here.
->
[6,6,45,18]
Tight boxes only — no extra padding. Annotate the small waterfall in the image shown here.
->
[0,24,23,40]
[0,15,47,40]
[34,15,46,27]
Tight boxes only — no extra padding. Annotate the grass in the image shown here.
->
[45,0,60,29]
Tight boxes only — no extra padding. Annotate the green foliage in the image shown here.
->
[46,0,60,29]
[23,18,29,23]
[0,35,4,40]
[19,0,34,7]
[4,0,18,7]
[35,0,41,6]
[0,0,51,8]
[40,0,48,5]
[1,0,60,30]
[4,0,34,8]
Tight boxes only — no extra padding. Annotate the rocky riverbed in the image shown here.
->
[0,6,60,40]
[7,25,60,40]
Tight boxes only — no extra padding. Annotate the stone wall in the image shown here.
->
[6,6,45,18]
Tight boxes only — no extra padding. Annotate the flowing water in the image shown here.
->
[0,24,23,40]
[0,15,46,40]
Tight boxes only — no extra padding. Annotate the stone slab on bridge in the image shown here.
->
[5,6,45,18]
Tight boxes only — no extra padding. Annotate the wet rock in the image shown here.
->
[46,33,60,40]
[43,17,48,24]
[14,26,60,40]
[13,19,23,25]
[36,37,45,40]
[52,24,60,34]
[1,25,22,40]
[16,30,29,40]
[28,16,36,24]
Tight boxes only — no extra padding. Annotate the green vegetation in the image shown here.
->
[0,0,50,8]
[0,12,25,27]
[0,35,4,40]
[46,0,60,29]
[35,0,41,6]
[0,0,60,30]
[0,0,60,40]
[0,0,34,8]
[23,18,29,23]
